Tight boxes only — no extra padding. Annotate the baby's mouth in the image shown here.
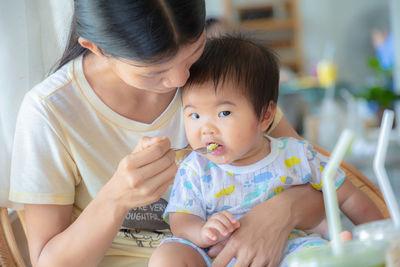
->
[206,142,223,153]
[206,143,218,153]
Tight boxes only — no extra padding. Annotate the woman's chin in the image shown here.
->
[159,87,177,93]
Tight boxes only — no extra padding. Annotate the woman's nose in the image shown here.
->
[163,67,190,88]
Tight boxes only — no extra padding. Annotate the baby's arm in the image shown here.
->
[309,179,384,236]
[169,210,240,248]
[303,141,384,234]
[336,179,384,224]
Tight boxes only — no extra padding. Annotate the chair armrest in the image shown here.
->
[312,144,391,219]
[0,207,27,267]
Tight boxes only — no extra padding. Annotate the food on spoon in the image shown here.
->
[206,143,218,153]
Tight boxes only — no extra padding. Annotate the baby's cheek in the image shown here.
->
[239,122,258,138]
[231,131,253,148]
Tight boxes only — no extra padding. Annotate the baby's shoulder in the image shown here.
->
[273,136,309,151]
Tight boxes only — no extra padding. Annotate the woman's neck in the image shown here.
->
[82,53,176,124]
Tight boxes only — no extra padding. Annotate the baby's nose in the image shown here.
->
[201,123,217,135]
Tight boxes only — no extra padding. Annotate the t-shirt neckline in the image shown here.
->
[217,136,279,174]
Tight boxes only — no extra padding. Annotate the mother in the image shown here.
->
[9,1,325,266]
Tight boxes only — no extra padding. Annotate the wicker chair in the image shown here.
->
[312,144,391,219]
[0,208,27,267]
[0,145,391,267]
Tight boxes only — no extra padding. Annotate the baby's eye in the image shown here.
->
[190,113,200,119]
[218,111,231,117]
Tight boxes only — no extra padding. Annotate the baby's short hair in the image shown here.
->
[184,34,280,119]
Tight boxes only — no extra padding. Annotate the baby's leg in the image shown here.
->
[280,230,328,267]
[149,238,211,267]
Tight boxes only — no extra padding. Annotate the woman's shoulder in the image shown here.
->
[22,57,87,117]
[29,60,75,101]
[17,57,90,135]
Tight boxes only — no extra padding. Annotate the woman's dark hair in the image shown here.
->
[54,0,205,72]
[184,34,280,120]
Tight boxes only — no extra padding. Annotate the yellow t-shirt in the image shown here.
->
[9,55,283,266]
[9,56,188,266]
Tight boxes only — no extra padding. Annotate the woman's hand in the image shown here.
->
[102,136,177,213]
[211,198,294,267]
[211,184,325,267]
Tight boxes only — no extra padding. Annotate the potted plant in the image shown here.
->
[356,57,400,126]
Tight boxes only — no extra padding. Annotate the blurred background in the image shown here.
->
[0,1,399,263]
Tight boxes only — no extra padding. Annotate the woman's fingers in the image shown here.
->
[151,173,176,203]
[150,162,178,190]
[212,197,293,267]
[211,242,236,267]
[111,136,177,208]
[127,136,171,169]
[207,239,228,258]
[131,149,176,186]
[132,136,166,153]
[135,158,177,201]
[250,257,266,267]
[233,255,251,267]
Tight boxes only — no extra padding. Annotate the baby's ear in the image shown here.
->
[260,101,276,132]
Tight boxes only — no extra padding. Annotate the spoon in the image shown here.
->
[172,144,218,154]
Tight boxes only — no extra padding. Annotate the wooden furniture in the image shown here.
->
[313,144,391,219]
[0,208,27,267]
[222,0,304,74]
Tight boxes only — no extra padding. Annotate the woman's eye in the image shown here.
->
[218,111,231,117]
[190,113,200,119]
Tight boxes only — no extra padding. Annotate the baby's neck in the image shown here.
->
[230,136,271,166]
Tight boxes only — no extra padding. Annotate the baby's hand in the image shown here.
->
[201,210,240,246]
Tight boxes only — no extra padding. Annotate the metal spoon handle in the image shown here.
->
[172,147,209,154]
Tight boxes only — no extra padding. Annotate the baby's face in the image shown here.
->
[182,81,271,166]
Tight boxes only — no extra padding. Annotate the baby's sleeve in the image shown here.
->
[304,143,346,191]
[164,162,206,221]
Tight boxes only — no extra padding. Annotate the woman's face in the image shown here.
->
[107,31,206,94]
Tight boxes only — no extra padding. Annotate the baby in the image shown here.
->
[149,35,383,267]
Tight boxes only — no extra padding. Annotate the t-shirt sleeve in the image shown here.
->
[164,162,206,221]
[304,142,345,191]
[9,92,78,205]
